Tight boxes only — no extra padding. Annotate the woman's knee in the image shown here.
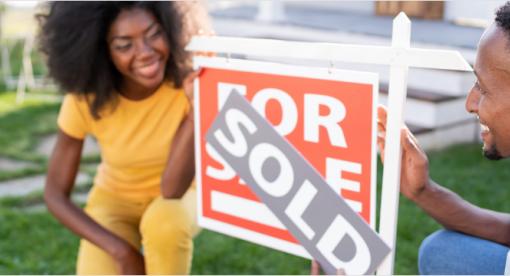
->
[140,197,193,247]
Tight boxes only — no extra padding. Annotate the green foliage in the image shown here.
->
[0,38,48,91]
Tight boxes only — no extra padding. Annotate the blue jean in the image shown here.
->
[419,230,510,275]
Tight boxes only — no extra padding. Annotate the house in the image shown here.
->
[208,1,502,150]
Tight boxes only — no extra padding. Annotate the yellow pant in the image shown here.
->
[76,184,199,275]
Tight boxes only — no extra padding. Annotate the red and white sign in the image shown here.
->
[194,56,378,258]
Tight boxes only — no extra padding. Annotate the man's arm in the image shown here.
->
[413,179,510,245]
[378,106,510,246]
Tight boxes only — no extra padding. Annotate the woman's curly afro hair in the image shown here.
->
[37,1,189,119]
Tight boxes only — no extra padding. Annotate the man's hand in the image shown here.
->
[377,105,431,201]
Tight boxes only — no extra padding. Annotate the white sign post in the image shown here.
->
[377,14,411,275]
[187,12,472,275]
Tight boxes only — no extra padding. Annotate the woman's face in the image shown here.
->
[107,8,170,94]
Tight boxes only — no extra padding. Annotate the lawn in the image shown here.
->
[0,92,60,181]
[1,91,510,274]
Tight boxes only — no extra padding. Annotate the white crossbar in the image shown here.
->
[186,36,472,71]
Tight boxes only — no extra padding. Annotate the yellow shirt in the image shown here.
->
[58,82,190,199]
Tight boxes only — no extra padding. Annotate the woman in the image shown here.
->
[38,2,208,274]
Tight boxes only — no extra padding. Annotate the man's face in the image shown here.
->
[466,23,510,160]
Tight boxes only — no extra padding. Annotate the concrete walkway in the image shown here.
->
[0,173,90,197]
[36,134,100,157]
[0,157,36,171]
[0,133,99,204]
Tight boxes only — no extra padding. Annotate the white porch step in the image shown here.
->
[379,84,474,129]
[410,121,479,151]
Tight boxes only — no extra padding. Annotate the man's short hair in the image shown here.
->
[496,2,510,35]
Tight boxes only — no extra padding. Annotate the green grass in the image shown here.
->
[192,231,311,274]
[0,92,59,160]
[0,92,59,182]
[0,192,45,209]
[1,142,508,274]
[0,208,79,274]
[0,92,98,181]
[1,90,510,274]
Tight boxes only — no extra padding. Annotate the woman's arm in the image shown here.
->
[45,130,145,274]
[160,70,201,199]
[160,115,195,199]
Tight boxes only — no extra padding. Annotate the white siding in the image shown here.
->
[286,1,373,15]
[444,0,507,23]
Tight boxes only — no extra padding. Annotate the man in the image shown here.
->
[378,2,510,274]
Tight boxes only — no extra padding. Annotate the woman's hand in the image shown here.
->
[377,105,431,201]
[310,260,345,275]
[160,71,200,199]
[182,69,203,111]
[45,130,146,274]
[112,241,146,275]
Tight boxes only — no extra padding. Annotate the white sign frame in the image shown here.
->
[187,13,472,274]
[194,56,379,259]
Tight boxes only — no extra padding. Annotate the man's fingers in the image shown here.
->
[401,127,422,156]
[377,104,424,165]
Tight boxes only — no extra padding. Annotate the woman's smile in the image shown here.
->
[135,58,163,79]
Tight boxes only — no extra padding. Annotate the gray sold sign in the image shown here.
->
[206,91,390,275]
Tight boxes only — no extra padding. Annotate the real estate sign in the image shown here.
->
[206,91,390,274]
[194,56,379,259]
